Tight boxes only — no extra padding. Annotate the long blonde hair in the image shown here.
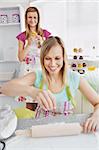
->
[40,36,68,86]
[25,7,43,39]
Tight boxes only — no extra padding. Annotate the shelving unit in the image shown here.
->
[0,5,25,61]
[0,22,20,26]
[0,5,25,108]
[0,61,22,110]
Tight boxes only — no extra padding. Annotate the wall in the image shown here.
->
[66,1,99,58]
[30,0,99,59]
[30,0,67,47]
[1,0,99,59]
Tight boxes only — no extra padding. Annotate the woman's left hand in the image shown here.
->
[36,35,43,44]
[83,108,99,133]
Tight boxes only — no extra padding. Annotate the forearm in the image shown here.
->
[0,82,28,97]
[18,44,31,62]
[0,82,40,100]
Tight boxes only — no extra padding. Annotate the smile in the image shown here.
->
[49,67,58,72]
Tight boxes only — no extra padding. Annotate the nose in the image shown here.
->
[51,59,56,66]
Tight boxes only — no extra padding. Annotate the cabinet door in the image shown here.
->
[0,5,25,61]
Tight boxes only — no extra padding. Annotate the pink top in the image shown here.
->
[16,29,51,47]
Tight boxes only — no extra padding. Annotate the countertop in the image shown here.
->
[5,114,99,150]
[6,133,99,150]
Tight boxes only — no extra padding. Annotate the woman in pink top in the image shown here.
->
[16,7,51,110]
[16,7,51,75]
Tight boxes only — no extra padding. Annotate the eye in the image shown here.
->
[55,57,61,60]
[28,16,32,19]
[45,57,51,60]
[34,16,37,19]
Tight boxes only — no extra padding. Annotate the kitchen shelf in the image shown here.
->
[0,5,25,61]
[0,23,20,26]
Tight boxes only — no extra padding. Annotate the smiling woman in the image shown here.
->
[0,36,99,133]
[16,6,51,72]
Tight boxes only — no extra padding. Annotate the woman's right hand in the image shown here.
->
[36,90,56,111]
[27,36,34,46]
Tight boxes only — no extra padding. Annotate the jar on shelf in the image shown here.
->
[12,13,20,23]
[0,14,8,24]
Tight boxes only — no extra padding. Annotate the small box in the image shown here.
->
[12,13,20,23]
[0,14,8,24]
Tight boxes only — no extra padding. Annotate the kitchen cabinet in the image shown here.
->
[0,61,24,108]
[0,5,25,61]
[0,5,24,108]
[0,5,25,108]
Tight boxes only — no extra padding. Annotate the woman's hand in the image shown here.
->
[83,108,99,133]
[36,35,43,48]
[36,90,56,111]
[27,36,35,46]
[36,35,43,42]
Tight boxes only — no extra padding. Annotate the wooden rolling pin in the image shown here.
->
[15,122,83,137]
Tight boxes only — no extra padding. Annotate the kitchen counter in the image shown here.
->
[6,114,99,150]
[6,133,98,150]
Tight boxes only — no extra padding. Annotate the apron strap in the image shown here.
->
[39,79,76,107]
[39,79,44,90]
[65,85,76,107]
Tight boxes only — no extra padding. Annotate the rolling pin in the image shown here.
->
[15,122,83,137]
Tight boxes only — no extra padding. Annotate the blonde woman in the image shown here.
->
[17,6,51,74]
[1,36,99,133]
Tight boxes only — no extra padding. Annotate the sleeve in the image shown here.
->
[43,29,51,39]
[16,32,26,45]
[34,70,43,88]
[68,70,81,97]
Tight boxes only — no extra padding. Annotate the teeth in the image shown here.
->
[50,68,56,71]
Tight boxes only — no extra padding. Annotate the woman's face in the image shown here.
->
[27,11,38,27]
[44,44,64,76]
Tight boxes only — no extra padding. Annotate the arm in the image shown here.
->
[18,40,31,62]
[79,77,99,132]
[0,72,56,111]
[0,72,39,98]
